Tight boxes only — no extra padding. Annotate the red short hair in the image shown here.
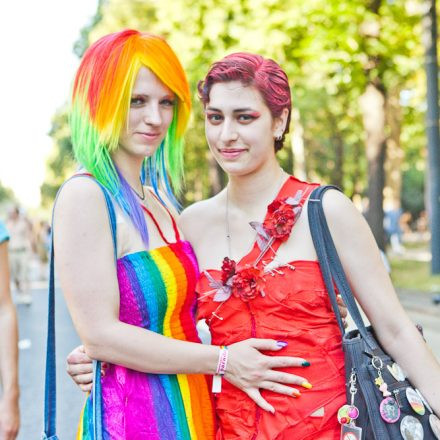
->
[198,52,291,151]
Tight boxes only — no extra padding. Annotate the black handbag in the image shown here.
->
[308,185,440,440]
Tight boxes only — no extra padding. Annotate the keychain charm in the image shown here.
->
[339,370,362,440]
[372,356,392,396]
[371,356,402,424]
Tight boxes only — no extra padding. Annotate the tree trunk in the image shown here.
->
[422,0,440,273]
[328,111,344,191]
[385,90,404,208]
[360,83,387,250]
[359,0,387,250]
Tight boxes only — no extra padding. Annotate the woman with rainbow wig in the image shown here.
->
[68,50,440,439]
[55,30,308,439]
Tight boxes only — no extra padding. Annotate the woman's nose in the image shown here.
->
[219,120,238,143]
[143,102,162,126]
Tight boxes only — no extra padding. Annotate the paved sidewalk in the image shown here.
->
[397,289,440,360]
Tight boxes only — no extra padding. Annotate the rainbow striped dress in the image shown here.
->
[76,196,215,439]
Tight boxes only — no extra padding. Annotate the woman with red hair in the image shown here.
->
[182,52,440,438]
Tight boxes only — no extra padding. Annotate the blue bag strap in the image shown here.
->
[308,185,378,350]
[43,174,117,440]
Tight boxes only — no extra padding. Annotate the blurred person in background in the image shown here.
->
[34,220,51,280]
[6,207,33,305]
[0,220,20,439]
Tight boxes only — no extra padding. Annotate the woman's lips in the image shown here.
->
[218,148,247,159]
[136,132,161,142]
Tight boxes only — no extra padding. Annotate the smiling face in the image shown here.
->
[118,66,176,159]
[205,81,287,176]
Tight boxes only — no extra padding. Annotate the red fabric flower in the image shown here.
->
[221,257,237,284]
[231,265,265,302]
[263,199,296,241]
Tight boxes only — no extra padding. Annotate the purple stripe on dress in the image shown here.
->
[117,258,149,328]
[101,366,161,438]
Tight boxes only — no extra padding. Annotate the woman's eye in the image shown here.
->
[130,97,145,106]
[237,114,256,123]
[160,99,176,107]
[206,113,223,123]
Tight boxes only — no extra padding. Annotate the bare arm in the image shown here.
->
[323,189,440,415]
[56,178,311,412]
[0,241,19,439]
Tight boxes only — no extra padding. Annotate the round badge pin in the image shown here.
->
[406,387,426,416]
[415,388,433,414]
[379,397,400,423]
[348,406,359,420]
[400,415,424,440]
[387,362,406,381]
[429,414,440,439]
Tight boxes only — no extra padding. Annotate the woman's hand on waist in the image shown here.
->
[225,338,311,413]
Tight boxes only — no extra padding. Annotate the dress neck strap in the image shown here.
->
[142,190,181,244]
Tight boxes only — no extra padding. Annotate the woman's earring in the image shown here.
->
[275,133,283,141]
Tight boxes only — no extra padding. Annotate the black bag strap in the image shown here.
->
[308,185,378,350]
[43,174,117,439]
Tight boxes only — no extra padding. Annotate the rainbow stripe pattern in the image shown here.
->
[76,241,215,439]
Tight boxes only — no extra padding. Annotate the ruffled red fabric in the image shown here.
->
[197,177,346,439]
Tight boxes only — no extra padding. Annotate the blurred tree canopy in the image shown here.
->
[41,0,429,245]
[0,181,15,204]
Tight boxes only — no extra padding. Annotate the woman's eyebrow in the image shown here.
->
[131,92,175,98]
[205,107,254,112]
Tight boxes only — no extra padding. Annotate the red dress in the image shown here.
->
[197,177,346,440]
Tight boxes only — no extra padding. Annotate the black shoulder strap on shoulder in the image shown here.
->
[307,185,378,350]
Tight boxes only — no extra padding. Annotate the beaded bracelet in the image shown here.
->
[212,345,229,393]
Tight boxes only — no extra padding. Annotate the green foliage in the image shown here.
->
[0,181,15,203]
[41,0,430,211]
[401,166,425,219]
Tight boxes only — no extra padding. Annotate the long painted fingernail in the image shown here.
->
[292,389,301,397]
[276,341,288,348]
[301,381,312,389]
[301,361,311,367]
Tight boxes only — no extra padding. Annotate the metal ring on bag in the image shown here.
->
[371,356,383,370]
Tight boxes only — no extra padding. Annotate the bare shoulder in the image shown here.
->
[322,189,360,220]
[53,177,108,226]
[321,188,373,241]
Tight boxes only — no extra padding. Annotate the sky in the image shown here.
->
[0,0,98,210]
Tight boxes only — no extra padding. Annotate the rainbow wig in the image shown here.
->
[70,29,191,247]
